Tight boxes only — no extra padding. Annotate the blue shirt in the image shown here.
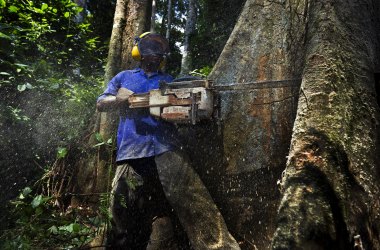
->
[97,68,178,162]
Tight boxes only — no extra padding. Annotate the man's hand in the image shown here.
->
[116,88,134,106]
[97,88,134,112]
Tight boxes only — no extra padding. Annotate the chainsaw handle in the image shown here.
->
[116,87,134,105]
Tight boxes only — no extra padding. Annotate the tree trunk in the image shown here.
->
[121,0,152,70]
[184,0,380,249]
[72,0,152,205]
[159,2,167,35]
[165,0,172,41]
[150,0,156,32]
[104,0,127,83]
[180,0,197,75]
[272,0,380,249]
[188,0,301,248]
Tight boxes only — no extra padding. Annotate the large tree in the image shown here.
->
[203,0,380,249]
[179,0,197,75]
[272,0,380,248]
[202,0,300,247]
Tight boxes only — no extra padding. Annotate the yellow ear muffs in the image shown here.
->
[131,32,151,61]
[131,45,141,61]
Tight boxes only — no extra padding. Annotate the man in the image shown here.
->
[97,33,240,250]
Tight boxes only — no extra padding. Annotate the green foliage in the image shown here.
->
[86,0,115,47]
[0,0,105,228]
[125,175,140,191]
[93,133,113,148]
[7,105,30,121]
[0,0,104,145]
[0,0,104,90]
[152,0,244,75]
[191,0,246,70]
[0,187,105,249]
[57,147,68,159]
[99,192,113,222]
[153,0,189,76]
[189,65,213,77]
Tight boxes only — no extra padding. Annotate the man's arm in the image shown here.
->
[97,88,134,112]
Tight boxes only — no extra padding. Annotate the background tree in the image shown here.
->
[72,0,153,204]
[73,0,86,23]
[179,0,197,75]
[150,0,157,32]
[165,0,172,41]
[191,0,246,71]
[86,0,116,58]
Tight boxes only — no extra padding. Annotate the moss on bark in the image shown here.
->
[273,0,380,248]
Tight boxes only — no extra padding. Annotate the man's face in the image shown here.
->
[141,55,162,73]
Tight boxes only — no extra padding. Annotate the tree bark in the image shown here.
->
[72,0,152,204]
[187,0,380,249]
[180,0,197,75]
[272,0,380,249]
[165,0,172,41]
[187,0,301,248]
[121,0,152,70]
[104,0,127,83]
[150,0,156,32]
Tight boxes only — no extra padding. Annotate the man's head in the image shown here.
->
[132,32,170,73]
[141,54,163,73]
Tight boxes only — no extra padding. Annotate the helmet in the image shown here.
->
[131,32,170,61]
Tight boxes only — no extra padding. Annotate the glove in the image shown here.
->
[116,87,134,106]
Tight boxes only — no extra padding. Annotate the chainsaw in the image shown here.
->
[128,78,300,125]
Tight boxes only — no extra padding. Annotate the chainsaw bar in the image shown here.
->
[160,79,301,92]
[212,79,301,92]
